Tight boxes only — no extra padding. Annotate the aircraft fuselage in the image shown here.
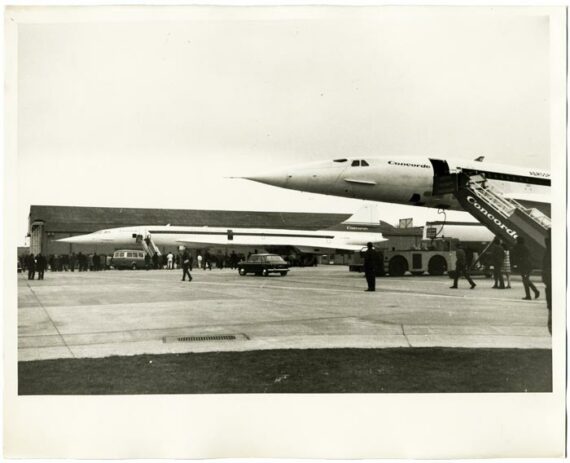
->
[246,156,550,213]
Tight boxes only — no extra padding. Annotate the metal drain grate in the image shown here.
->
[163,333,248,343]
[179,335,236,342]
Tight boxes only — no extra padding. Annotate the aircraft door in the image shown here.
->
[429,159,450,177]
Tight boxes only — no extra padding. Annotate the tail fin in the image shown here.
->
[324,203,385,232]
[344,203,381,224]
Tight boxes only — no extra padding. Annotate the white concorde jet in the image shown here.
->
[244,156,551,216]
[57,221,386,254]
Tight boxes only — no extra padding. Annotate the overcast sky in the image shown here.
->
[16,8,551,243]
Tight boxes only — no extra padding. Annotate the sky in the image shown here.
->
[15,7,551,244]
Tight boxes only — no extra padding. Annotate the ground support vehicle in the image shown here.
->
[237,253,289,276]
[349,249,456,276]
[111,250,147,270]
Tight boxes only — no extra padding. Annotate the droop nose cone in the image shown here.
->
[57,234,93,244]
[243,170,291,189]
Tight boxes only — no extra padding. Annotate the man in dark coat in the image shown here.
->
[450,243,476,289]
[490,239,505,289]
[152,253,159,270]
[181,250,193,282]
[36,253,47,280]
[512,236,540,300]
[362,242,378,292]
[26,253,36,280]
[93,252,100,271]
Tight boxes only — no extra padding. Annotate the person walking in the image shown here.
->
[512,236,540,300]
[490,239,505,289]
[26,253,36,280]
[450,243,476,289]
[362,242,378,292]
[181,250,193,282]
[36,253,47,280]
[166,252,174,270]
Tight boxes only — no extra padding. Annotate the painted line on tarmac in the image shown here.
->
[194,280,543,304]
[72,272,543,304]
[23,280,75,358]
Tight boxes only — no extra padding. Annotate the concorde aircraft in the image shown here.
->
[243,156,551,216]
[58,221,386,254]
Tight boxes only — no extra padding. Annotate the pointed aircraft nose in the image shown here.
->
[57,234,95,244]
[243,170,291,189]
[243,160,347,195]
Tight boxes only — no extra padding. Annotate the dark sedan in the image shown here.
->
[238,253,289,276]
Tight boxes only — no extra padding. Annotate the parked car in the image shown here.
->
[237,253,289,276]
[111,250,147,270]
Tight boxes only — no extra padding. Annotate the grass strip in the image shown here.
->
[19,347,551,394]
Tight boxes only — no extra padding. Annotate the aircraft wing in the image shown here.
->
[176,234,381,252]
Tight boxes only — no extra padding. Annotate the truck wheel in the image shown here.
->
[428,255,447,276]
[239,268,246,276]
[262,269,269,277]
[388,256,408,276]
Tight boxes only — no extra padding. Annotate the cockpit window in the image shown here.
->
[351,160,360,167]
[361,160,369,167]
[333,158,347,163]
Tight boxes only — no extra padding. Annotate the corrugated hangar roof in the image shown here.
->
[29,205,354,233]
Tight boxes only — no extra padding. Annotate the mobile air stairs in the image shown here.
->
[136,233,162,257]
[432,165,550,264]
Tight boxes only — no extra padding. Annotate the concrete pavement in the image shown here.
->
[18,266,551,361]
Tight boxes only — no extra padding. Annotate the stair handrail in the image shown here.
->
[466,175,551,230]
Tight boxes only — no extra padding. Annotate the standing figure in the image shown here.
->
[36,253,47,280]
[543,230,552,334]
[230,251,238,269]
[490,239,505,289]
[144,253,151,270]
[512,236,540,300]
[69,252,76,272]
[197,253,203,270]
[181,250,193,282]
[26,253,36,280]
[362,242,378,292]
[450,243,476,289]
[166,252,174,270]
[152,253,159,270]
[93,252,100,271]
[502,243,512,289]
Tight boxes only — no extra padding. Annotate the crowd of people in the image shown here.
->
[20,252,108,278]
[153,250,246,271]
[19,249,248,278]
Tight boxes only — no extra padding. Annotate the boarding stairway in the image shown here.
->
[433,170,550,263]
[136,233,161,257]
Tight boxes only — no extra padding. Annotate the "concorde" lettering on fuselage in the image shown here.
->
[387,160,431,169]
